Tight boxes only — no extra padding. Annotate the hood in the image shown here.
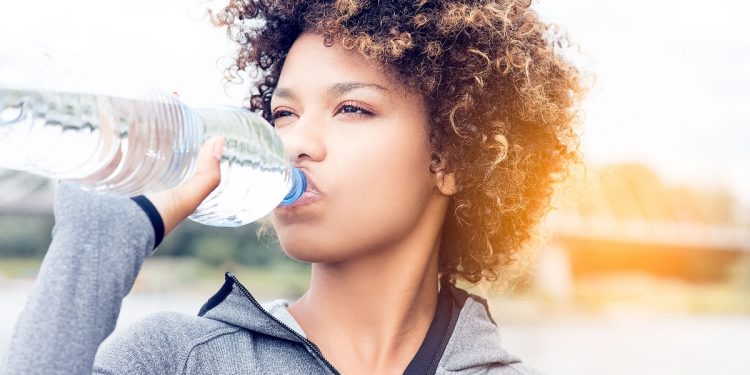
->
[198,272,524,374]
[437,285,524,372]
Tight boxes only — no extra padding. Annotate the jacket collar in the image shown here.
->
[198,272,522,373]
[198,272,307,344]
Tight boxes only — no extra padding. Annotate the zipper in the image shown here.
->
[426,296,458,373]
[227,272,341,375]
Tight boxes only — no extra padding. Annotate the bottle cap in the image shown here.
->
[281,168,307,205]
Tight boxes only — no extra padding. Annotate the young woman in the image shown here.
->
[3,0,582,373]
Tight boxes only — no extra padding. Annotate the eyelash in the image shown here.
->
[270,101,374,125]
[271,110,293,123]
[336,101,374,118]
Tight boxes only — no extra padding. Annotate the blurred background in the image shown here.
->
[1,0,748,374]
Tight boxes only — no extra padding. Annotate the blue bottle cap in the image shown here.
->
[280,168,307,205]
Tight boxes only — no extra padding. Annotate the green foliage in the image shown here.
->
[0,213,303,271]
[155,220,299,269]
[0,215,54,257]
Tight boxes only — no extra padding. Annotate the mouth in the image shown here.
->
[278,171,322,209]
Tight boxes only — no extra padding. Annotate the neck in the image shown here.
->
[288,208,444,373]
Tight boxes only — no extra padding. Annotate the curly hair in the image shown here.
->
[211,0,584,285]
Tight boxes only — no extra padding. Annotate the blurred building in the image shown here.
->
[542,163,750,286]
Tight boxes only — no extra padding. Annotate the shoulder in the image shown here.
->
[437,285,546,374]
[94,311,240,373]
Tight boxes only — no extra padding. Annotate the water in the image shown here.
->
[0,88,297,226]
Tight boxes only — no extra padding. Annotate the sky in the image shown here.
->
[1,0,748,206]
[534,0,750,206]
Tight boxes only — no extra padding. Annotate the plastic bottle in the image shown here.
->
[0,87,306,227]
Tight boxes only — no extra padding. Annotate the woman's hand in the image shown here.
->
[145,136,224,236]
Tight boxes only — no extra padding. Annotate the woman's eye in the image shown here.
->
[337,102,373,117]
[271,109,295,126]
[272,110,293,119]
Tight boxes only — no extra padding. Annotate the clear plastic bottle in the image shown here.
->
[0,88,306,227]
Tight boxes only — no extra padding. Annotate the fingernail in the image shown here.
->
[212,137,224,160]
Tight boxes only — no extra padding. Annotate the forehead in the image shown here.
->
[275,32,404,96]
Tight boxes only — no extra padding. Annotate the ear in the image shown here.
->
[431,153,457,196]
[435,172,457,196]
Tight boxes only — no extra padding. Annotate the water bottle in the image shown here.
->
[0,87,307,227]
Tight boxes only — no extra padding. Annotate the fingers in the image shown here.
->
[187,135,224,199]
[145,136,224,236]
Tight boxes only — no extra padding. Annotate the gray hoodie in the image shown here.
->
[2,182,542,374]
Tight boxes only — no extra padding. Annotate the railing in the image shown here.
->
[549,212,750,252]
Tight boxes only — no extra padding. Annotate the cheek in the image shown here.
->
[324,125,435,239]
[352,141,431,208]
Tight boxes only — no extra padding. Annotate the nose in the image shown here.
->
[276,113,327,165]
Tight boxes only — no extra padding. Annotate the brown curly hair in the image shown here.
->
[211,0,584,285]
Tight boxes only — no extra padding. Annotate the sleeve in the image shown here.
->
[93,312,191,375]
[130,195,165,249]
[1,182,160,375]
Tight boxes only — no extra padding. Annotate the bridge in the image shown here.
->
[534,163,750,290]
[545,163,749,253]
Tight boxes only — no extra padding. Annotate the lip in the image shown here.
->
[280,190,321,209]
[278,171,322,209]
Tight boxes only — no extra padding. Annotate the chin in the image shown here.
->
[276,232,337,264]
[271,217,377,265]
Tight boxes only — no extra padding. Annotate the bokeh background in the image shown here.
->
[1,0,748,374]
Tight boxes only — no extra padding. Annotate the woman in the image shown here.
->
[3,0,582,373]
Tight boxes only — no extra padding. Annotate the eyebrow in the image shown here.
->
[273,81,389,100]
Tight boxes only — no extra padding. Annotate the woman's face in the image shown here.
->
[271,32,447,263]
